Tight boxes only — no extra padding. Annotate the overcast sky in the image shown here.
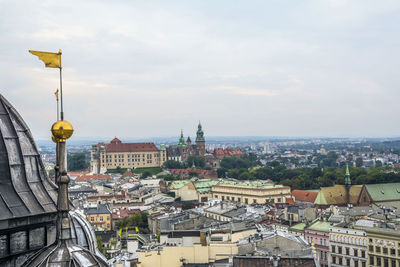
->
[1,0,399,140]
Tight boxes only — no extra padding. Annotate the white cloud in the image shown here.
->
[0,0,399,138]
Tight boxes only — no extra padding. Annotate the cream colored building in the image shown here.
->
[91,138,166,173]
[211,180,291,204]
[137,229,256,267]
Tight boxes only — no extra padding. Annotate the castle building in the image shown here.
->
[166,122,206,162]
[90,138,167,173]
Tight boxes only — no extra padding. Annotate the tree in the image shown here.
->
[186,156,205,169]
[96,236,104,254]
[355,157,363,167]
[163,160,184,169]
[67,153,88,171]
[141,170,152,178]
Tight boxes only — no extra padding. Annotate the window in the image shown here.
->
[277,198,281,202]
[383,247,388,254]
[332,245,336,253]
[369,245,374,252]
[347,258,350,266]
[377,257,381,266]
[339,257,342,265]
[215,195,218,199]
[376,246,381,253]
[346,248,350,255]
[90,217,94,222]
[370,256,374,265]
[100,216,103,222]
[390,248,395,256]
[355,260,359,267]
[245,198,248,204]
[231,197,235,201]
[238,198,241,202]
[362,261,366,267]
[339,246,342,254]
[332,256,336,264]
[361,250,365,258]
[391,260,396,267]
[253,199,257,204]
[227,196,230,200]
[107,224,110,228]
[221,196,224,201]
[107,216,110,221]
[384,258,388,267]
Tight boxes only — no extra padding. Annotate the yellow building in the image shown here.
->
[83,204,112,231]
[355,224,400,267]
[91,138,167,173]
[211,180,291,204]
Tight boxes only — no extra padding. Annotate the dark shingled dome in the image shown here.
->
[0,94,58,221]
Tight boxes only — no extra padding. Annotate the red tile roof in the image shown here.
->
[75,174,112,182]
[169,168,217,178]
[111,137,122,144]
[104,142,159,153]
[291,190,318,203]
[112,209,141,220]
[285,197,295,205]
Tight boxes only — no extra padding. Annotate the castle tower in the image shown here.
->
[177,130,187,161]
[195,122,206,157]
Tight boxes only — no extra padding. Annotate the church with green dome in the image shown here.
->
[167,122,206,162]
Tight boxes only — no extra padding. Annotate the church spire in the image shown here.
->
[345,164,351,186]
[178,129,186,147]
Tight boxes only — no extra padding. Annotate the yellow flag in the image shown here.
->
[29,50,61,68]
[55,88,59,101]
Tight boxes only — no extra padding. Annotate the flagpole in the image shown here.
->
[59,49,64,121]
[56,92,59,121]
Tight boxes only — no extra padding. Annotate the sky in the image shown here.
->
[0,0,400,140]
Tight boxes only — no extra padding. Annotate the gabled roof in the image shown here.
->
[84,204,111,215]
[292,190,318,203]
[105,142,159,153]
[364,183,400,202]
[314,185,362,205]
[75,174,112,182]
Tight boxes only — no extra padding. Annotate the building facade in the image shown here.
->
[84,204,112,231]
[304,220,331,267]
[329,227,368,267]
[91,138,167,173]
[211,180,291,204]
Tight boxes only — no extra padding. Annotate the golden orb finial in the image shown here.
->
[51,120,73,142]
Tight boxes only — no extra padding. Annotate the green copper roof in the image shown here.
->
[178,130,187,147]
[305,220,332,233]
[194,179,220,193]
[289,222,306,232]
[215,179,282,189]
[365,183,400,202]
[170,180,190,190]
[196,122,205,142]
[314,190,328,205]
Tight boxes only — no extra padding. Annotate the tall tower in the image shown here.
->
[195,122,206,157]
[345,164,351,205]
[177,130,187,161]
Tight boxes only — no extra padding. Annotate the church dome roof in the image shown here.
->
[0,94,58,221]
